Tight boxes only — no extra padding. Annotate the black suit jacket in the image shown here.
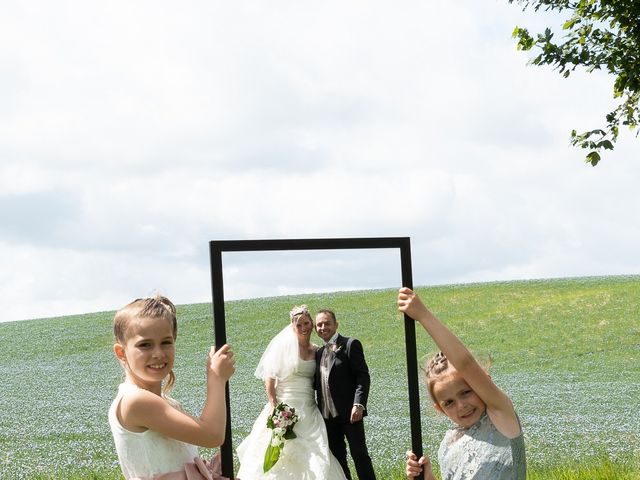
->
[315,334,371,422]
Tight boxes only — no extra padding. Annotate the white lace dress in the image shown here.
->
[236,358,348,479]
[109,383,198,479]
[438,412,526,480]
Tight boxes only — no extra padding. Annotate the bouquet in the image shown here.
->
[263,402,299,472]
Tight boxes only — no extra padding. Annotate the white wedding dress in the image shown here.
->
[236,357,348,479]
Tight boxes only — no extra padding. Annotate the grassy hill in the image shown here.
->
[1,275,639,479]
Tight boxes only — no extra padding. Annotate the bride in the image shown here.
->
[236,305,348,479]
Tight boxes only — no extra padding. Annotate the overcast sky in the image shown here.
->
[2,1,638,323]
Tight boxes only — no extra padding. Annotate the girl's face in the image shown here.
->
[293,314,313,342]
[432,371,486,428]
[115,315,176,394]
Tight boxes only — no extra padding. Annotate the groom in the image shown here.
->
[314,309,376,480]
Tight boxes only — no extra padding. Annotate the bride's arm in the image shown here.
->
[265,377,277,407]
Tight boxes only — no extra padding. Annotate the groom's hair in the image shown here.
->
[316,309,337,323]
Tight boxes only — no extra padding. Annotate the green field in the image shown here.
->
[1,275,639,479]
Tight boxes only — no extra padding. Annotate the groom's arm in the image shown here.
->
[348,338,371,408]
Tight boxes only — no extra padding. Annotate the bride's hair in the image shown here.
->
[289,304,311,324]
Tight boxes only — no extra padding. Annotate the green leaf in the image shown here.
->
[263,441,281,473]
[601,140,614,150]
[586,151,601,166]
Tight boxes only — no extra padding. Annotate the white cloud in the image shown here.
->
[1,1,638,322]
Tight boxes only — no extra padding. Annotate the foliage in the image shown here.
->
[510,0,640,165]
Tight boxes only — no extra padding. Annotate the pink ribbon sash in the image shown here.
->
[131,453,233,480]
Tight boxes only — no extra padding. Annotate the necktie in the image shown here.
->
[320,344,338,418]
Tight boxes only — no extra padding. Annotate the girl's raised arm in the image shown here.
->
[119,344,235,448]
[397,287,520,438]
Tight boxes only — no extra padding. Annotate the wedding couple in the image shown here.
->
[236,305,376,480]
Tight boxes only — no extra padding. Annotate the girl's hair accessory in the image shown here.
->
[426,351,450,378]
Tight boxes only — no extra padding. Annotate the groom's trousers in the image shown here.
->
[325,416,376,480]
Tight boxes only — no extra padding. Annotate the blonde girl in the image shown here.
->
[397,287,526,480]
[109,295,235,479]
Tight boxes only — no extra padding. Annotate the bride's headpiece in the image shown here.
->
[289,305,310,323]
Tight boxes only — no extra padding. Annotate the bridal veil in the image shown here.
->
[254,324,299,381]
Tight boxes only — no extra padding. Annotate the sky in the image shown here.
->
[1,1,639,323]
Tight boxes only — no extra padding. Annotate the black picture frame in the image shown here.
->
[209,237,422,479]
